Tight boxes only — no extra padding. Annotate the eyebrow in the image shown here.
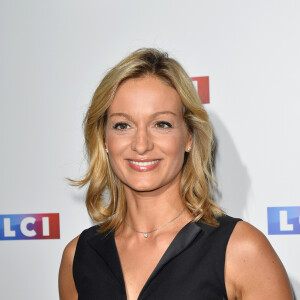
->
[108,111,177,120]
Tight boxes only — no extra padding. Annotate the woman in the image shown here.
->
[59,48,293,299]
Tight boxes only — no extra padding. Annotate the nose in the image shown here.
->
[131,126,154,154]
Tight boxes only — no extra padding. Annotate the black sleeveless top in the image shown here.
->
[73,215,241,299]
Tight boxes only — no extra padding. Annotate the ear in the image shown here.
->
[185,132,193,152]
[104,141,109,153]
[103,137,108,152]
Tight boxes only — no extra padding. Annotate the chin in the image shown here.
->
[124,181,163,193]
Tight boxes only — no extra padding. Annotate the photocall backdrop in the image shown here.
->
[1,0,299,299]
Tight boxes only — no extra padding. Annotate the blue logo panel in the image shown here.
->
[267,206,300,235]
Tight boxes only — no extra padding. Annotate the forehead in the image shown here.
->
[108,76,183,116]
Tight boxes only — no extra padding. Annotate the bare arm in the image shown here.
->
[225,221,293,300]
[58,236,79,300]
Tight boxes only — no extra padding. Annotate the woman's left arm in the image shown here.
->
[225,221,294,300]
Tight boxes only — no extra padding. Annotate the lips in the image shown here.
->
[127,159,161,172]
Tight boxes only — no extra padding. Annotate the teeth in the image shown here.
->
[129,160,159,166]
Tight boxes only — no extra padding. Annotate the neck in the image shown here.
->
[122,180,192,234]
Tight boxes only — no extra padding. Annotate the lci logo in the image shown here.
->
[191,77,210,104]
[267,207,300,235]
[0,213,60,240]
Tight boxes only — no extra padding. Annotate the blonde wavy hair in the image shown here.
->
[70,48,223,233]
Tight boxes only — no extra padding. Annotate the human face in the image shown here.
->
[105,76,192,193]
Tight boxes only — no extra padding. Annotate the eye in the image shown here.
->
[155,121,172,129]
[113,122,130,130]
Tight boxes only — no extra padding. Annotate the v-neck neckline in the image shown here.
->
[112,220,201,299]
[88,220,203,299]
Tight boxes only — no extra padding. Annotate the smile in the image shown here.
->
[129,160,159,166]
[127,159,161,172]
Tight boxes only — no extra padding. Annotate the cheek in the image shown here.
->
[106,132,129,151]
[159,135,186,158]
[105,133,130,174]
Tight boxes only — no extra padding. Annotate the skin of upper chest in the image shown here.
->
[114,230,179,300]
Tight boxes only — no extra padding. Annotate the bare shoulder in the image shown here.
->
[225,221,293,300]
[58,235,80,300]
[62,235,79,261]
